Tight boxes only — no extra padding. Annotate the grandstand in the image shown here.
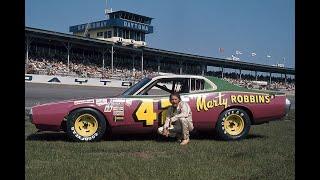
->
[25,9,295,92]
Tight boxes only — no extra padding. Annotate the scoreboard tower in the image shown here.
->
[69,10,154,47]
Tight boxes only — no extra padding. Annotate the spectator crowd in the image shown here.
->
[25,57,295,94]
[26,58,158,81]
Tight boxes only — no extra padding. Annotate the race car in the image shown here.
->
[29,75,291,142]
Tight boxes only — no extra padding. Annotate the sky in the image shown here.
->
[25,0,295,69]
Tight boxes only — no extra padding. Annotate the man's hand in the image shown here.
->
[170,116,178,123]
[162,128,169,137]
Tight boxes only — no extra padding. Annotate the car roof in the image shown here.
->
[149,74,208,80]
[132,74,217,95]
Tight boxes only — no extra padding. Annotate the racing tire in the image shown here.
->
[66,108,107,142]
[215,108,251,141]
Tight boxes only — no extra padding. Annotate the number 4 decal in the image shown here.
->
[134,101,157,126]
[159,99,171,125]
[134,99,171,126]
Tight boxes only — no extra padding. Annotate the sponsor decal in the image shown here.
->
[25,75,32,81]
[230,94,271,104]
[75,78,88,84]
[103,98,126,115]
[113,99,126,103]
[48,77,61,83]
[112,103,124,116]
[110,100,125,121]
[95,98,109,106]
[196,92,228,112]
[125,100,132,106]
[104,102,113,112]
[114,116,124,122]
[74,99,95,105]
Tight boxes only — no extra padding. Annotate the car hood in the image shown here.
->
[30,96,116,128]
[32,94,122,108]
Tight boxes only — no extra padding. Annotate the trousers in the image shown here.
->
[158,117,194,140]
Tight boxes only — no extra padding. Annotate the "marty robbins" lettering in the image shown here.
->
[196,93,227,111]
[230,94,271,104]
[196,93,271,112]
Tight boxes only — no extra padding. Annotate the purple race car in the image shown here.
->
[29,75,291,142]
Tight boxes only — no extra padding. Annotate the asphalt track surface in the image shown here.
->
[25,83,128,108]
[25,82,295,109]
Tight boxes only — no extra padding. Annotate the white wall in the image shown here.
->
[25,74,135,88]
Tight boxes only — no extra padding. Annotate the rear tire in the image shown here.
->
[215,108,251,140]
[66,108,106,142]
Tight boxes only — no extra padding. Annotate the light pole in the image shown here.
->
[266,55,271,65]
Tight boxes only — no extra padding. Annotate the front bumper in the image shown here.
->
[29,108,33,123]
[285,98,291,115]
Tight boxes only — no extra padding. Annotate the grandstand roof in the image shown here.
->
[143,48,295,74]
[25,26,295,75]
[108,10,154,20]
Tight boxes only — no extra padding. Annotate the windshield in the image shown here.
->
[121,77,152,96]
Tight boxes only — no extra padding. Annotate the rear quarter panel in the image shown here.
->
[223,91,286,124]
[185,91,286,130]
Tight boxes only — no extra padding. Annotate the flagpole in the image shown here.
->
[266,56,268,65]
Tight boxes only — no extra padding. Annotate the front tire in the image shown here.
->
[215,108,251,140]
[66,108,107,142]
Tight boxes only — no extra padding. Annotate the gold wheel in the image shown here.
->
[74,114,98,137]
[224,114,245,136]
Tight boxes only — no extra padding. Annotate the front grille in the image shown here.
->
[29,114,33,122]
[29,108,33,122]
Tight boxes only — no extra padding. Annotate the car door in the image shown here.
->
[184,78,222,131]
[117,77,190,134]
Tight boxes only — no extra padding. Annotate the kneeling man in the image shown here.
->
[158,92,194,145]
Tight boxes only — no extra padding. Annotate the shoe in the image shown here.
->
[180,139,190,145]
[162,129,169,137]
[177,139,182,143]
